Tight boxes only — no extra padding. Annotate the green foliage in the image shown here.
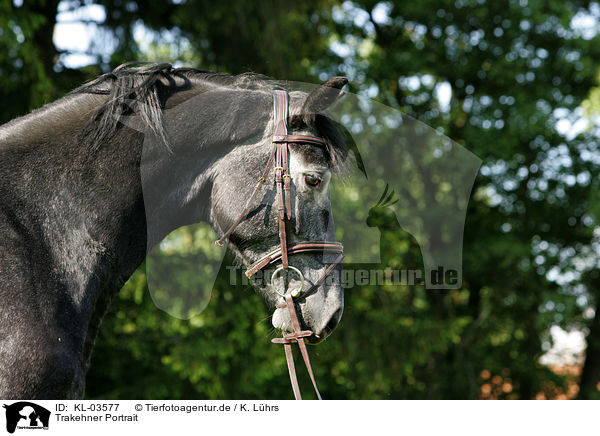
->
[86,258,297,399]
[0,0,54,118]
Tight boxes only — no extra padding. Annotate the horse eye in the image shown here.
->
[304,174,322,187]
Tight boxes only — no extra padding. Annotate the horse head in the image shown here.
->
[209,78,349,344]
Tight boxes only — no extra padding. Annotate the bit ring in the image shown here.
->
[271,266,304,298]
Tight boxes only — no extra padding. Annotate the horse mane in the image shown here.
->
[71,62,351,170]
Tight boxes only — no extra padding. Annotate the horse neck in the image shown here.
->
[1,102,149,344]
[60,129,148,300]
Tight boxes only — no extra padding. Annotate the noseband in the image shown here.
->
[215,90,344,399]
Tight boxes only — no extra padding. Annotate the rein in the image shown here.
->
[215,90,344,399]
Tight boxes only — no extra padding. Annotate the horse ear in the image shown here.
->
[301,77,348,115]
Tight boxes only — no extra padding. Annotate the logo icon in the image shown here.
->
[2,402,50,433]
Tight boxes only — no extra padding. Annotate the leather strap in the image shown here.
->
[271,294,322,400]
[274,142,289,268]
[273,134,327,147]
[283,343,301,400]
[273,90,288,137]
[246,241,343,278]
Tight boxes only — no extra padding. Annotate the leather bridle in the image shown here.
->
[215,90,344,400]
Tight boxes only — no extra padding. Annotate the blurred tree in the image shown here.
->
[575,77,600,399]
[330,0,600,398]
[0,0,100,120]
[93,0,343,79]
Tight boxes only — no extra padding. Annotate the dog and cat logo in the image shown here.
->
[2,402,50,433]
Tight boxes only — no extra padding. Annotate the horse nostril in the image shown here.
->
[325,317,338,334]
[323,308,342,336]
